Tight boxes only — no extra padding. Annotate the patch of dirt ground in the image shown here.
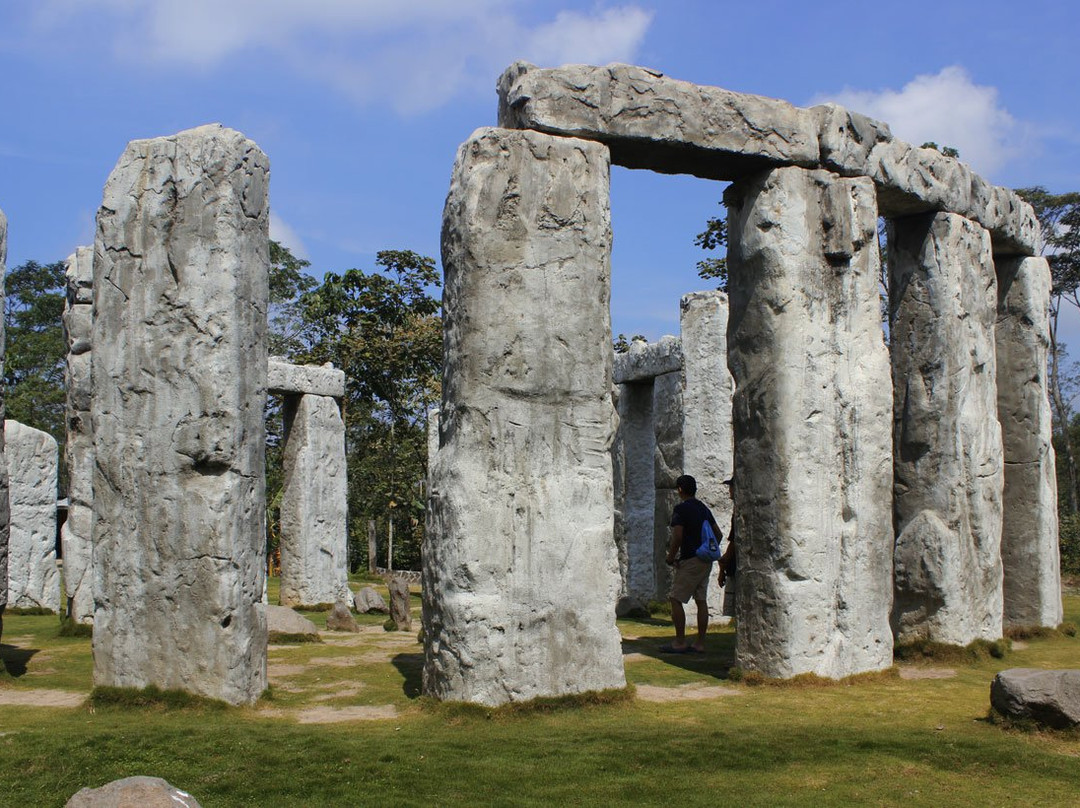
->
[635,683,741,702]
[898,667,957,680]
[0,688,86,707]
[260,704,398,723]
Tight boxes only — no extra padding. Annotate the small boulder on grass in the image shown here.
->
[326,600,360,633]
[354,586,389,614]
[265,605,319,642]
[388,578,412,631]
[66,775,200,807]
[990,668,1080,729]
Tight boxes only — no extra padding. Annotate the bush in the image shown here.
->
[1059,512,1080,575]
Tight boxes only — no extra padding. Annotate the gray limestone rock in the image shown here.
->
[91,124,269,705]
[389,577,412,631]
[890,212,1004,646]
[995,256,1062,628]
[354,585,388,614]
[726,166,894,678]
[325,600,359,632]
[0,208,8,634]
[424,126,625,705]
[279,393,350,608]
[266,604,319,638]
[61,246,95,623]
[990,668,1080,729]
[613,335,682,384]
[5,421,59,611]
[267,358,345,398]
[614,380,660,603]
[65,776,201,808]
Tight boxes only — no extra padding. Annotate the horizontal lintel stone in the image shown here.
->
[613,335,682,384]
[267,358,345,398]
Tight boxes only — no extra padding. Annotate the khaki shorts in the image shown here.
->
[669,556,712,603]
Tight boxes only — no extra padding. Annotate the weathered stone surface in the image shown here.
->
[498,63,1037,255]
[995,256,1062,628]
[499,62,819,179]
[279,393,350,608]
[614,380,658,603]
[354,585,388,614]
[990,668,1080,729]
[389,577,412,631]
[613,335,682,383]
[265,604,319,638]
[62,246,95,623]
[267,358,345,398]
[615,595,649,618]
[424,126,625,705]
[726,166,894,678]
[890,212,1004,646]
[0,208,8,633]
[5,420,60,611]
[91,124,268,705]
[325,600,359,632]
[65,775,201,808]
[680,291,735,622]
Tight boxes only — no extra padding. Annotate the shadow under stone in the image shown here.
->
[391,652,424,699]
[0,644,40,677]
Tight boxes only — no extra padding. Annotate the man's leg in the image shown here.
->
[693,598,709,651]
[670,598,687,648]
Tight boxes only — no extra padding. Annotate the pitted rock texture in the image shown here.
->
[65,776,201,807]
[0,208,8,623]
[5,420,59,611]
[424,127,625,706]
[890,212,1003,646]
[726,166,894,678]
[498,62,1036,255]
[91,124,269,705]
[267,358,345,398]
[389,578,412,631]
[325,600,359,632]
[996,256,1062,628]
[354,585,388,614]
[614,379,659,603]
[990,668,1080,729]
[613,335,682,383]
[266,604,318,638]
[62,246,95,623]
[279,393,350,608]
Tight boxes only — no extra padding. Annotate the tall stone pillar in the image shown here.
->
[995,255,1061,628]
[91,125,269,705]
[726,166,894,678]
[5,420,60,612]
[680,290,734,621]
[890,212,1004,645]
[614,381,656,603]
[0,208,8,644]
[279,393,350,607]
[61,246,95,623]
[425,127,625,705]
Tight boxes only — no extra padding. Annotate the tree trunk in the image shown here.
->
[367,519,377,573]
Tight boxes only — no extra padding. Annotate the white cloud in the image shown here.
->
[814,66,1024,178]
[31,1,653,114]
[269,211,309,261]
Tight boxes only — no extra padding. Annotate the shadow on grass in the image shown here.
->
[620,619,737,681]
[0,644,40,677]
[392,652,424,699]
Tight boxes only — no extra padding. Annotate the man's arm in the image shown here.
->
[666,525,683,566]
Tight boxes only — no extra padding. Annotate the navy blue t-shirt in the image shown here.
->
[670,498,720,561]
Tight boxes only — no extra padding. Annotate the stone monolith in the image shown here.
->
[995,255,1061,628]
[91,124,269,705]
[890,212,1004,645]
[279,393,350,608]
[726,166,894,678]
[61,246,95,623]
[424,127,625,705]
[0,208,8,642]
[5,420,59,611]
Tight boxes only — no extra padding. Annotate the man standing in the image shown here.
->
[661,474,721,654]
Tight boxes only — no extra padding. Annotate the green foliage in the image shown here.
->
[612,333,647,353]
[267,632,323,644]
[57,617,93,638]
[91,684,231,711]
[693,206,728,289]
[894,637,1011,663]
[920,141,960,158]
[1058,512,1080,575]
[4,259,67,481]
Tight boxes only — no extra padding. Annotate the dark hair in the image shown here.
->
[675,475,697,496]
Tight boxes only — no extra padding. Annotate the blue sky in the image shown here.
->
[2,1,1079,347]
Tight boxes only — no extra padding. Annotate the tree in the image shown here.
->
[694,206,728,289]
[4,259,67,487]
[1016,187,1080,513]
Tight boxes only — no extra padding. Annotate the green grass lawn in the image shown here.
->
[1,580,1078,807]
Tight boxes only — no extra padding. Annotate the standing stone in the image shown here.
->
[890,212,1004,645]
[91,125,269,705]
[279,393,350,608]
[0,208,8,643]
[389,577,412,631]
[652,369,684,599]
[996,256,1062,628]
[680,290,734,622]
[424,127,625,705]
[61,246,95,623]
[5,421,59,611]
[614,380,657,604]
[726,166,894,678]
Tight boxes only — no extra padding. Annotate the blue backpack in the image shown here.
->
[696,519,722,562]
